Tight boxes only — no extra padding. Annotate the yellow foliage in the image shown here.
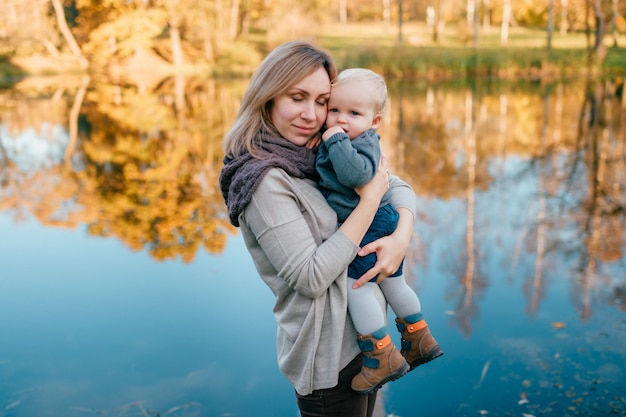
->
[2,75,625,267]
[84,9,169,59]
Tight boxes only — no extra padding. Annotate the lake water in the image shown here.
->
[1,75,626,417]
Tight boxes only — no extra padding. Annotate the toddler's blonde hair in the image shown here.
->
[332,68,388,115]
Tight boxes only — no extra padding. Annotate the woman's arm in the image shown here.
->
[351,174,417,289]
[241,167,388,299]
[337,156,389,245]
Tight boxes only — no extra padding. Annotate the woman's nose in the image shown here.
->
[301,102,316,120]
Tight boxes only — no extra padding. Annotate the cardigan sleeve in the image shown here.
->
[241,169,359,299]
[388,174,417,220]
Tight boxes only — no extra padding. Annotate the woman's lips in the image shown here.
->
[294,125,315,135]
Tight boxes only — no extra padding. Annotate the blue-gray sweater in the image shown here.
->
[316,128,393,222]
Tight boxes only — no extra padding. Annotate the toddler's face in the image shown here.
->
[325,81,380,140]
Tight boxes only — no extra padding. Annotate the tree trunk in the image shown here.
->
[50,0,88,67]
[230,0,240,40]
[585,0,592,50]
[437,0,446,40]
[547,0,554,49]
[593,0,607,61]
[166,0,184,66]
[501,0,510,44]
[611,0,619,47]
[382,0,390,28]
[398,0,403,46]
[170,25,184,66]
[428,6,437,42]
[215,0,225,49]
[560,0,568,35]
[472,0,479,48]
[340,0,347,24]
[199,9,215,62]
[483,0,490,29]
[467,0,474,27]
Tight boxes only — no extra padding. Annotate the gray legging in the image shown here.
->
[348,276,422,335]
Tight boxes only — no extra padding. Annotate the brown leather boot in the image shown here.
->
[352,330,409,395]
[395,316,444,370]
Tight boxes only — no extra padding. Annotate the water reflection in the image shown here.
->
[1,75,625,416]
[389,77,626,320]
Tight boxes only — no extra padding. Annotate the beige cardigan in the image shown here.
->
[239,168,417,395]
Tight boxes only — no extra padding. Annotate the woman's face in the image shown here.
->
[270,67,331,146]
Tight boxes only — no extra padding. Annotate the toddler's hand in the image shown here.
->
[321,126,345,142]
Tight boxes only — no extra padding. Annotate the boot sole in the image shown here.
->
[353,361,411,396]
[408,347,444,371]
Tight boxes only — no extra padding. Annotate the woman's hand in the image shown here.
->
[305,133,322,149]
[352,207,414,289]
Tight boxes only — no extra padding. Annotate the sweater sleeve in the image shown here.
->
[241,169,359,299]
[388,174,417,220]
[324,131,380,188]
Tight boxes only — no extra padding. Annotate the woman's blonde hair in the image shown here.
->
[223,41,337,158]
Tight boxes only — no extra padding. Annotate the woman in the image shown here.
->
[219,40,417,417]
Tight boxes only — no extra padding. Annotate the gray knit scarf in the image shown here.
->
[219,133,319,227]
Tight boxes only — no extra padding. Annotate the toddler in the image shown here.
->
[315,68,444,395]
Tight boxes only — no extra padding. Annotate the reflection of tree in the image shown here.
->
[605,78,626,312]
[610,283,626,312]
[523,87,550,315]
[393,82,467,199]
[447,87,488,338]
[569,78,626,319]
[0,82,85,225]
[64,75,89,167]
[381,78,626,333]
[384,80,423,287]
[78,77,238,262]
[0,131,7,171]
[0,76,241,262]
[2,75,626,299]
[0,162,92,228]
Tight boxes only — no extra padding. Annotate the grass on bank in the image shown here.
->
[316,22,626,80]
[2,22,626,80]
